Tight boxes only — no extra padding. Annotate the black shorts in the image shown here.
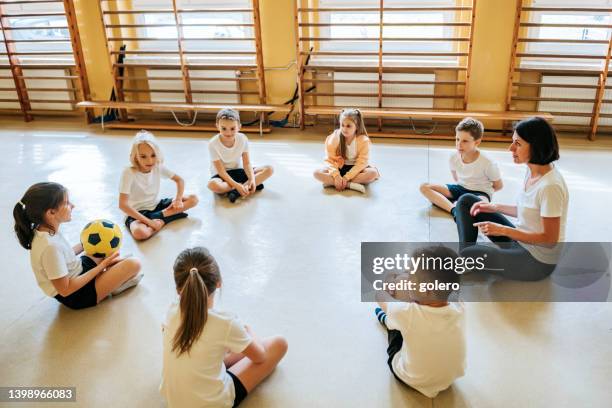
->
[211,168,249,184]
[227,370,248,407]
[339,165,354,177]
[446,184,490,202]
[54,256,98,310]
[125,198,172,229]
[386,329,420,391]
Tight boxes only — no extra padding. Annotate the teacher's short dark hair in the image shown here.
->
[514,117,560,165]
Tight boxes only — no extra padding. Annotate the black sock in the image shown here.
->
[375,307,388,327]
[163,212,188,224]
[256,183,264,191]
[228,190,240,203]
[450,206,457,222]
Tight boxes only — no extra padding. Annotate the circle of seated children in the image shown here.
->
[11,107,566,404]
[313,108,380,193]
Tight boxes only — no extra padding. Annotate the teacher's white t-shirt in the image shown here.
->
[516,166,568,264]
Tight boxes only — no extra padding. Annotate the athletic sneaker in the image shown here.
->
[111,272,144,296]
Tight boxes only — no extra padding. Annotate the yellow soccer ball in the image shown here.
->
[80,219,122,258]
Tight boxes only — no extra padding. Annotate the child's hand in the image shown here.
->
[474,221,507,237]
[171,198,184,211]
[148,219,164,231]
[334,175,346,191]
[245,179,256,193]
[236,183,250,197]
[100,251,121,269]
[470,201,498,217]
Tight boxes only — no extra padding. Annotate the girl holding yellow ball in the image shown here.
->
[13,182,142,309]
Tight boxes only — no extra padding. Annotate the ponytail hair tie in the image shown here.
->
[18,200,26,210]
[189,267,198,275]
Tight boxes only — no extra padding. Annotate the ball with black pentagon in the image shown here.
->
[80,219,122,258]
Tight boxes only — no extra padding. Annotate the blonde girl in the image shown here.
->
[119,130,199,241]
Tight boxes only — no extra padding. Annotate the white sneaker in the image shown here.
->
[348,182,366,193]
[111,272,143,296]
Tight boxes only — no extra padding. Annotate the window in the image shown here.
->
[131,0,254,58]
[315,0,459,66]
[523,0,612,69]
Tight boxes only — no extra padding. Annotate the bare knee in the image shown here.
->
[122,257,141,277]
[313,168,327,181]
[363,169,378,183]
[263,165,274,177]
[131,226,152,241]
[268,336,288,360]
[207,179,222,193]
[188,194,199,207]
[419,182,431,193]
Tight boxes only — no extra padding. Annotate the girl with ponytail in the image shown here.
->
[314,108,380,193]
[13,182,142,309]
[161,247,288,408]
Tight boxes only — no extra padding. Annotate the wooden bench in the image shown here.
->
[305,106,554,141]
[77,101,292,136]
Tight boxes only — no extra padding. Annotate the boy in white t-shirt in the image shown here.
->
[420,117,503,216]
[206,108,274,203]
[374,246,466,398]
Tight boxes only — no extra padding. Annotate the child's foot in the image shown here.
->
[228,190,240,203]
[450,206,457,221]
[256,183,264,191]
[111,272,144,296]
[375,307,388,327]
[163,212,188,224]
[348,182,366,193]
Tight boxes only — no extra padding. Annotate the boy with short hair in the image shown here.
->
[206,108,274,203]
[374,246,466,398]
[420,117,503,216]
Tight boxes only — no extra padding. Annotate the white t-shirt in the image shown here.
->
[160,303,252,408]
[345,138,358,165]
[449,151,501,198]
[516,167,569,264]
[387,302,466,398]
[208,133,249,176]
[30,230,82,297]
[119,164,174,211]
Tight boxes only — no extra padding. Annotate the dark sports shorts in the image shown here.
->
[211,168,250,184]
[386,329,418,391]
[339,165,354,177]
[338,165,379,178]
[227,370,248,407]
[125,198,172,229]
[54,256,98,310]
[446,184,490,202]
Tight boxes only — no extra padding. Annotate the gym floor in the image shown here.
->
[1,118,611,407]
